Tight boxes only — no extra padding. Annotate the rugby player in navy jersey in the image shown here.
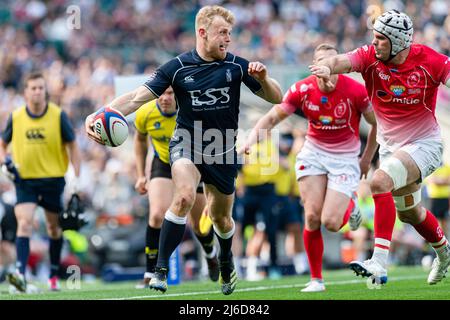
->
[85,5,282,295]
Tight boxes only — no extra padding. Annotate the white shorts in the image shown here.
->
[295,145,360,197]
[379,138,443,183]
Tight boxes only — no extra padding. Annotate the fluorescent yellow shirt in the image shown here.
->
[426,165,450,199]
[134,100,176,164]
[11,103,69,178]
[242,138,278,186]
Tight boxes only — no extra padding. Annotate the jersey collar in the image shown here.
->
[156,102,176,117]
[26,103,48,119]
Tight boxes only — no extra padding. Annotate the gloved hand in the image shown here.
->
[1,156,21,183]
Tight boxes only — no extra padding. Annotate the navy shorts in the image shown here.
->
[169,138,238,195]
[275,196,304,228]
[1,201,17,243]
[151,156,204,193]
[16,178,66,213]
[430,198,449,219]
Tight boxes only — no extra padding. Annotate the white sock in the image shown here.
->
[431,238,449,261]
[372,238,390,268]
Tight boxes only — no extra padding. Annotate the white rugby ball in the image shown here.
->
[93,107,129,147]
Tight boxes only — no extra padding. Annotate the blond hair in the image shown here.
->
[195,5,235,33]
[314,43,339,54]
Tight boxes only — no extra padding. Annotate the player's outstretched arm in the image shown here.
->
[85,85,157,143]
[248,62,283,103]
[239,105,289,155]
[308,54,353,89]
[359,111,378,179]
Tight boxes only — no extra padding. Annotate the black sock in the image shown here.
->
[215,230,234,263]
[49,237,63,278]
[155,218,186,270]
[146,225,160,273]
[16,237,30,275]
[194,227,215,256]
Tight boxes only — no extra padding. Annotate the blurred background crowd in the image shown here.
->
[0,0,450,285]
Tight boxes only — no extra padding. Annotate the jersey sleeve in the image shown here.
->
[143,58,181,97]
[437,54,450,85]
[60,111,75,143]
[354,83,372,113]
[346,45,372,73]
[134,103,149,135]
[278,83,304,117]
[1,115,12,143]
[234,56,263,94]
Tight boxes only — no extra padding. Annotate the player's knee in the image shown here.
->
[149,213,164,228]
[370,170,393,194]
[47,224,62,238]
[174,187,196,211]
[211,215,232,231]
[304,213,321,230]
[17,221,33,236]
[322,216,341,232]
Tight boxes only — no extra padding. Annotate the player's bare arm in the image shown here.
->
[134,130,149,195]
[239,104,289,155]
[66,141,81,178]
[249,61,283,103]
[0,139,8,164]
[308,54,353,86]
[85,85,157,143]
[359,111,378,178]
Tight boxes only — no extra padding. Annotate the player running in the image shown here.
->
[241,43,378,292]
[85,5,282,295]
[133,86,219,288]
[310,10,450,286]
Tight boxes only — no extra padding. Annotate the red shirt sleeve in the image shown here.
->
[346,45,373,73]
[278,83,303,115]
[354,82,372,113]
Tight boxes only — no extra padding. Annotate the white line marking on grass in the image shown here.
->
[103,275,425,300]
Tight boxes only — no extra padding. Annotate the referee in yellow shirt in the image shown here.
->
[0,71,81,293]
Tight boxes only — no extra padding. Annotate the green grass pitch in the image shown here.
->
[0,266,449,300]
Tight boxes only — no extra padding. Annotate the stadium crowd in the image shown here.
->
[0,0,450,285]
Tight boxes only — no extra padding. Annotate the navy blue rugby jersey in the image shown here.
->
[143,50,262,143]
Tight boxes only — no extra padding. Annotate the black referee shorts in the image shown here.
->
[150,156,203,193]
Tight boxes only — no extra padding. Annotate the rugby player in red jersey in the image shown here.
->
[241,43,378,292]
[310,10,450,286]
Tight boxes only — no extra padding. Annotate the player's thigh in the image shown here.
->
[322,188,351,225]
[379,140,443,190]
[204,183,234,220]
[14,203,37,224]
[189,191,207,230]
[148,177,174,221]
[171,158,201,200]
[298,175,327,215]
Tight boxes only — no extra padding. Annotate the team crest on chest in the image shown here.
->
[334,102,347,118]
[407,72,420,87]
[226,69,232,82]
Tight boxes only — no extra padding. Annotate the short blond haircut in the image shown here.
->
[195,5,235,33]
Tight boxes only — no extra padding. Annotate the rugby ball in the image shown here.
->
[93,107,129,147]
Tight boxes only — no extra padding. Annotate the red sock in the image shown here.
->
[413,210,447,248]
[303,228,323,280]
[373,192,396,242]
[339,198,354,230]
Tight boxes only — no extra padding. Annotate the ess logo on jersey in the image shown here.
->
[188,87,230,106]
[26,128,45,140]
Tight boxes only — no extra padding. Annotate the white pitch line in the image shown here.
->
[102,275,426,300]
